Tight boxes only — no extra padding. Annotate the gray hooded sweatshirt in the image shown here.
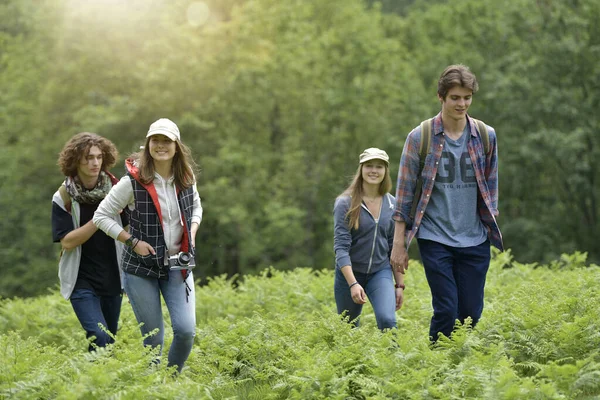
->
[333,193,396,275]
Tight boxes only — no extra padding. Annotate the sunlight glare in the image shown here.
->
[187,2,210,28]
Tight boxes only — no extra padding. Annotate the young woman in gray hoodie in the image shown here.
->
[333,148,404,330]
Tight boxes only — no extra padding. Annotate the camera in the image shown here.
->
[168,252,196,270]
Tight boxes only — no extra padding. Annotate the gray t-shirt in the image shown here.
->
[417,124,488,247]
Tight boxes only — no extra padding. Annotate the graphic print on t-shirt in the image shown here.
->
[436,151,477,187]
[416,126,488,247]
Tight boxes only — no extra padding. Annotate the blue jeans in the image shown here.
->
[417,239,491,342]
[334,267,397,330]
[123,270,196,372]
[70,288,122,352]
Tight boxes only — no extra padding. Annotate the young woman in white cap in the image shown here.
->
[94,118,202,372]
[333,148,404,330]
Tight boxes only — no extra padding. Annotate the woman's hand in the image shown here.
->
[190,222,199,249]
[133,240,155,257]
[351,284,367,305]
[395,287,404,310]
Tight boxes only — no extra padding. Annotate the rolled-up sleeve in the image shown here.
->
[393,128,421,224]
[93,176,134,239]
[333,196,352,270]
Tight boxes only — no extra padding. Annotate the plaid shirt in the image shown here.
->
[122,174,196,279]
[393,112,503,250]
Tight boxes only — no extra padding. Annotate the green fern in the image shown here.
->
[1,253,599,398]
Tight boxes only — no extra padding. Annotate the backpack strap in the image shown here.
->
[409,118,432,221]
[58,184,72,213]
[473,119,490,155]
[419,119,431,173]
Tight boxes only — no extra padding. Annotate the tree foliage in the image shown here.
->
[0,0,598,297]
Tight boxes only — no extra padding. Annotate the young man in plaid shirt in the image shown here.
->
[390,64,503,342]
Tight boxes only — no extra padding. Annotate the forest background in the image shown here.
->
[1,0,598,298]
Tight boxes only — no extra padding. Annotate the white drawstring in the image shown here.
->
[174,182,184,226]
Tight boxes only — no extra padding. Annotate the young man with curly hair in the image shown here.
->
[51,132,128,351]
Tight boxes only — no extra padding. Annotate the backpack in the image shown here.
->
[408,118,490,221]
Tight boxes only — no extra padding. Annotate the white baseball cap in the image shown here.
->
[146,118,180,142]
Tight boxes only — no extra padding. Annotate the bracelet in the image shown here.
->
[349,281,359,289]
[131,238,140,250]
[395,283,405,290]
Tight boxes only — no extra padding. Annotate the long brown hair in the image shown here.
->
[58,132,118,177]
[132,137,198,190]
[339,162,392,230]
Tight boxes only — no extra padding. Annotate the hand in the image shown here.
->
[133,240,155,257]
[395,287,404,310]
[190,222,199,249]
[390,246,409,274]
[350,284,367,305]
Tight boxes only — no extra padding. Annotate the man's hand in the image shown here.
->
[391,220,408,273]
[390,246,409,274]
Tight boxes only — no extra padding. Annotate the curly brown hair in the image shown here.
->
[57,132,118,177]
[130,137,198,190]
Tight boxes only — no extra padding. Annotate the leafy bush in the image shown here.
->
[1,254,599,399]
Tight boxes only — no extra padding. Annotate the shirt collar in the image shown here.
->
[432,112,479,137]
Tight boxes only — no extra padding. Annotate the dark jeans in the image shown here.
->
[417,239,491,342]
[70,288,122,351]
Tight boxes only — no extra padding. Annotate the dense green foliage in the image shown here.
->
[1,0,598,297]
[1,254,600,399]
